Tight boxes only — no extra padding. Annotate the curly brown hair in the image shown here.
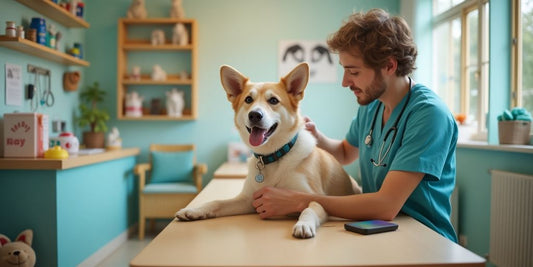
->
[327,8,417,76]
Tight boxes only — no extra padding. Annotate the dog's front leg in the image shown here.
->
[292,201,327,238]
[175,194,254,221]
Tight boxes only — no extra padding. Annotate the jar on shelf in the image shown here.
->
[5,21,16,37]
[29,17,47,45]
[16,26,24,39]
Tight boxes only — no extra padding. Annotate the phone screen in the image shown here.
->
[344,220,398,235]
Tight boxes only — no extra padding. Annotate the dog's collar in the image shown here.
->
[253,134,298,165]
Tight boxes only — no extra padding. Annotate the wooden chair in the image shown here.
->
[134,144,207,240]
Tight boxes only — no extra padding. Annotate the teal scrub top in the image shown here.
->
[346,83,458,242]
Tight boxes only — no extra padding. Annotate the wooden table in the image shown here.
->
[130,179,485,267]
[212,162,248,178]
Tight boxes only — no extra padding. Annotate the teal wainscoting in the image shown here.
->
[0,156,137,266]
[456,147,533,259]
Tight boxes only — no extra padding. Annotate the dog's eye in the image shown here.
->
[268,97,279,105]
[244,96,253,104]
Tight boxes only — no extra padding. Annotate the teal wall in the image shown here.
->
[0,0,85,134]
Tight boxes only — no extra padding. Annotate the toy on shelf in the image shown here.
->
[166,88,185,117]
[44,146,69,159]
[151,29,165,45]
[172,23,188,46]
[125,91,144,117]
[151,64,167,81]
[0,229,36,267]
[170,0,186,18]
[127,0,147,19]
[131,66,141,81]
[49,132,79,155]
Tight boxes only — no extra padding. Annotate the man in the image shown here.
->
[252,8,458,242]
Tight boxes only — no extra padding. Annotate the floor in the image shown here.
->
[96,222,167,267]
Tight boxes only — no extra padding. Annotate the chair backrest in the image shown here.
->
[148,144,196,184]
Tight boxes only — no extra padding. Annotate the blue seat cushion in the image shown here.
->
[150,150,194,183]
[143,182,198,194]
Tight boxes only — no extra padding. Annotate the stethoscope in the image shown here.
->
[366,77,412,167]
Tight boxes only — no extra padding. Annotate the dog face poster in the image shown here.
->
[278,40,337,83]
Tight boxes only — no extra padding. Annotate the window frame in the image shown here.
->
[432,0,490,140]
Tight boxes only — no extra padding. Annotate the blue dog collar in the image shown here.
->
[253,134,298,165]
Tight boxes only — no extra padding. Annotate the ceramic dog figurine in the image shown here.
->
[151,65,167,81]
[0,229,36,267]
[166,88,185,117]
[172,23,189,46]
[151,30,165,45]
[127,0,147,19]
[170,0,186,18]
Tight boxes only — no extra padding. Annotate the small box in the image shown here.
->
[3,113,49,157]
[498,120,531,145]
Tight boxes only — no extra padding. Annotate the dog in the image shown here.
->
[176,63,362,239]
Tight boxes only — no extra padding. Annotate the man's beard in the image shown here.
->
[355,71,386,105]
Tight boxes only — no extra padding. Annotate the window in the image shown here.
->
[432,0,490,141]
[513,0,533,113]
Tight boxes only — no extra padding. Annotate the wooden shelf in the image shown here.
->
[120,18,196,25]
[16,0,90,28]
[117,18,198,121]
[0,36,90,67]
[120,114,196,121]
[123,43,193,51]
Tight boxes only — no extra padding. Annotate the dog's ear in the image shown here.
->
[281,62,309,101]
[220,65,248,102]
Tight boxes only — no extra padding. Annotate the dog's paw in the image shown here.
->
[175,208,214,221]
[292,221,316,239]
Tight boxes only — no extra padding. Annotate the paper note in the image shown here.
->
[5,63,23,106]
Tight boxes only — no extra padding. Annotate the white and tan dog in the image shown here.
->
[176,63,361,238]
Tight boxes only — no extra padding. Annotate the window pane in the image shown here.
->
[433,19,462,114]
[467,10,479,120]
[522,0,533,112]
[434,0,466,15]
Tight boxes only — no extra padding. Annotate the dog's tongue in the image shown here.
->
[249,127,267,146]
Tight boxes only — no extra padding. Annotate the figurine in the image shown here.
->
[127,0,147,19]
[107,127,122,149]
[172,23,188,46]
[166,88,185,117]
[151,29,165,45]
[151,64,167,81]
[125,91,144,117]
[170,0,186,18]
[131,66,141,81]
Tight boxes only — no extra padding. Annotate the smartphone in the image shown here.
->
[344,220,398,235]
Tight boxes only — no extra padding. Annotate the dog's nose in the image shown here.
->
[248,111,263,123]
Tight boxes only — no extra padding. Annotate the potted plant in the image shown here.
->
[77,82,110,148]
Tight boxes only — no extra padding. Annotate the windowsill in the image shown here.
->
[457,140,533,154]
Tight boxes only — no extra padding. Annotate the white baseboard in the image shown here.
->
[77,224,137,267]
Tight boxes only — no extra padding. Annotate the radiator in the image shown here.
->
[489,170,533,267]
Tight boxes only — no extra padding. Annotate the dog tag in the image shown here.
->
[255,173,264,183]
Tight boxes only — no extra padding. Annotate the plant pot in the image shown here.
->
[83,131,105,148]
